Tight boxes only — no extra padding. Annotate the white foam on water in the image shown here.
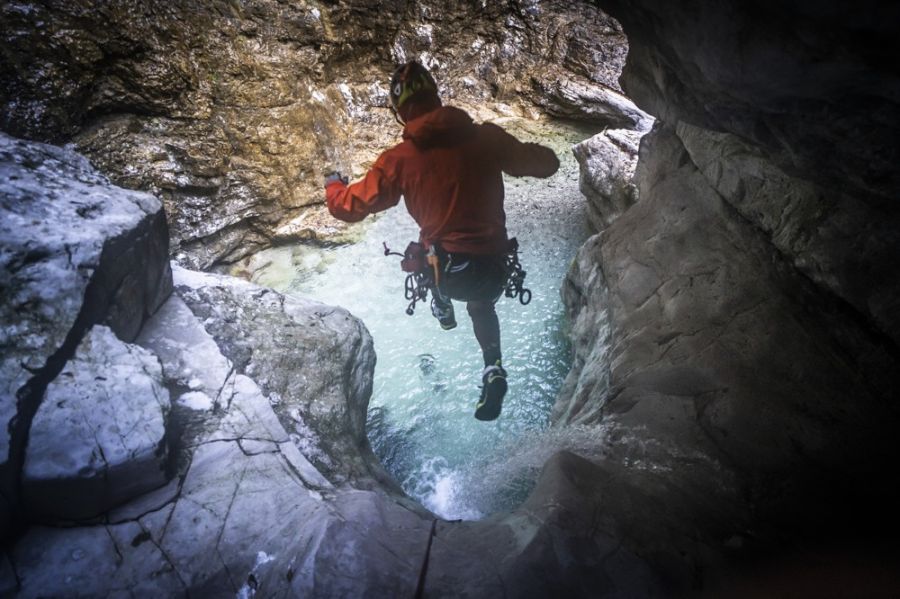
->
[404,456,483,521]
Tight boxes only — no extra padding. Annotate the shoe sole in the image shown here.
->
[439,321,457,330]
[474,377,507,421]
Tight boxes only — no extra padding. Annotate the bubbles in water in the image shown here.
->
[404,457,483,521]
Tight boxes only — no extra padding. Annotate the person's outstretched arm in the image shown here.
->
[326,151,403,222]
[482,123,560,178]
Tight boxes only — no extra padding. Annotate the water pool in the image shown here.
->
[239,119,595,519]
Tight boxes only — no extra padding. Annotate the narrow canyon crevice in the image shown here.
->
[2,1,899,597]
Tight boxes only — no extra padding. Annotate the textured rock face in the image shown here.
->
[554,8,900,590]
[1,0,629,269]
[24,326,170,520]
[571,126,647,230]
[0,132,170,539]
[600,0,900,206]
[559,120,900,586]
[170,265,390,489]
[675,122,900,347]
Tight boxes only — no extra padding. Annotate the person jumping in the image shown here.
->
[324,61,559,421]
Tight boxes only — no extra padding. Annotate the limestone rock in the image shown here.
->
[600,0,900,204]
[23,325,170,521]
[556,125,900,585]
[272,204,363,246]
[136,293,234,412]
[531,76,653,130]
[554,234,613,425]
[0,132,170,538]
[171,265,395,490]
[676,121,900,346]
[9,277,436,597]
[572,127,647,231]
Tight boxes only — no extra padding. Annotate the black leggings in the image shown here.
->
[434,252,506,367]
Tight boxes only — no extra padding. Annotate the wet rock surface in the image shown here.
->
[572,126,647,230]
[170,265,391,489]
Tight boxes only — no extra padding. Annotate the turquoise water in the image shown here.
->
[244,120,593,518]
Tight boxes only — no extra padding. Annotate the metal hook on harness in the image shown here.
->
[383,242,404,258]
[384,241,432,316]
[503,238,532,305]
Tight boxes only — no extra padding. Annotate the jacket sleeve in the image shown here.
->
[482,123,560,178]
[326,151,403,222]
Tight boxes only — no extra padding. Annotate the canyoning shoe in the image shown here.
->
[430,296,457,330]
[474,363,507,421]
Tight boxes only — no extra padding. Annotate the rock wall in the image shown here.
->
[553,0,900,592]
[1,0,629,269]
[600,0,900,206]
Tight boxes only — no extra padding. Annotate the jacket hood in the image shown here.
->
[402,106,476,149]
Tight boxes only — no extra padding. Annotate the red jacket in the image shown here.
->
[326,106,559,254]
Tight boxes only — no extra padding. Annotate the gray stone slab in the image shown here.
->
[23,326,170,520]
[136,293,234,409]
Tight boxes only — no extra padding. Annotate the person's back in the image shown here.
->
[325,60,559,420]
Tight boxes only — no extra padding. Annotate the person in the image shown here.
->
[324,61,559,421]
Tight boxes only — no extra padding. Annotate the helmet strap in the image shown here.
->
[390,102,405,125]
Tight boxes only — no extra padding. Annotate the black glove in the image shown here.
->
[324,170,349,186]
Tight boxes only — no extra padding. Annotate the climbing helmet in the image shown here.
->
[389,61,438,111]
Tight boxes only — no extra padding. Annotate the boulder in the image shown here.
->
[572,127,647,231]
[23,326,170,521]
[0,132,170,538]
[171,265,395,490]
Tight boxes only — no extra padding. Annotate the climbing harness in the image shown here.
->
[383,238,532,316]
[383,241,433,315]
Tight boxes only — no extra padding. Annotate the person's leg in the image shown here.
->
[442,253,508,421]
[466,300,501,367]
[468,299,507,421]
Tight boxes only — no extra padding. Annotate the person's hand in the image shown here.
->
[324,170,349,186]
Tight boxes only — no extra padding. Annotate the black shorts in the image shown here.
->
[437,251,506,303]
